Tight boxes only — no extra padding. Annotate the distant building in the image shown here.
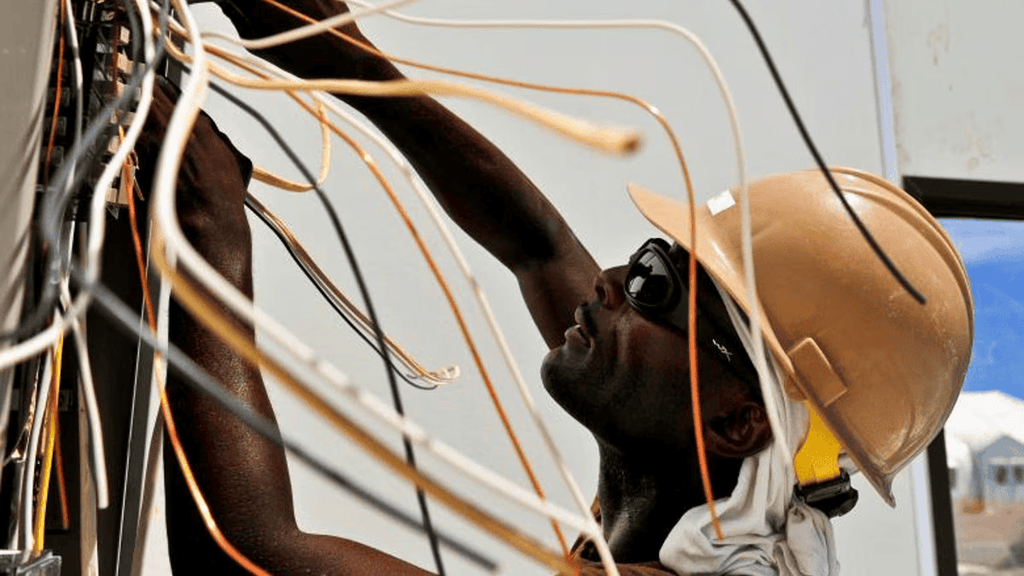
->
[945,391,1024,507]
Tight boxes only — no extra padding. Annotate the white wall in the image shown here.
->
[136,1,931,574]
[883,0,1024,183]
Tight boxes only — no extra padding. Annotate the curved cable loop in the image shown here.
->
[244,194,459,385]
[250,102,334,192]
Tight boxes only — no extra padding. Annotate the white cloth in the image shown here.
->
[658,283,840,576]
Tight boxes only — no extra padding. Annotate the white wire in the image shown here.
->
[59,284,110,509]
[343,1,789,470]
[151,3,611,551]
[62,0,84,192]
[201,0,419,50]
[130,410,164,576]
[20,334,56,554]
[244,193,460,385]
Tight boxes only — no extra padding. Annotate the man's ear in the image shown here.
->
[706,402,772,459]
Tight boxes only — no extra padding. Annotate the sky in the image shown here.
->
[940,219,1024,400]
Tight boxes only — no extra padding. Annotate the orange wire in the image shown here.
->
[43,0,66,188]
[54,417,71,530]
[256,0,723,539]
[687,214,721,539]
[127,155,271,576]
[198,43,576,561]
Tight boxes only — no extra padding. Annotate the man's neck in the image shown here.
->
[594,442,712,564]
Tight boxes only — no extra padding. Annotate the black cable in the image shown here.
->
[244,199,439,391]
[6,0,169,345]
[182,68,446,574]
[74,271,498,573]
[727,0,927,304]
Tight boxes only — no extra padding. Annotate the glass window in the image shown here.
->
[994,465,1009,485]
[936,217,1024,575]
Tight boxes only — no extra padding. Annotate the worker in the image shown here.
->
[140,1,974,574]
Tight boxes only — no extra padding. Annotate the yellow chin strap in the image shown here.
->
[793,402,843,486]
[790,402,860,518]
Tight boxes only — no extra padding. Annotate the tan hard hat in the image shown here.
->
[628,167,974,506]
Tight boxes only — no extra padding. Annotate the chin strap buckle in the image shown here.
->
[794,470,859,518]
[792,402,859,518]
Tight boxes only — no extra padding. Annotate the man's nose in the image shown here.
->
[594,266,628,310]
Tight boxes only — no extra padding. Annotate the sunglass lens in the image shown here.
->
[626,250,673,307]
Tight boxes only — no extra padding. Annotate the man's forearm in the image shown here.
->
[350,93,575,270]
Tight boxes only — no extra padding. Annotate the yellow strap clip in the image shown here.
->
[793,403,843,486]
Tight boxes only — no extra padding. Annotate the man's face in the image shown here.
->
[541,242,737,457]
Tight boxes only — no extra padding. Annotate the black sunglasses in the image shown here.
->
[624,238,756,376]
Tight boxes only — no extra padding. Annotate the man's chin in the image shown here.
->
[539,348,588,414]
[539,347,559,385]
